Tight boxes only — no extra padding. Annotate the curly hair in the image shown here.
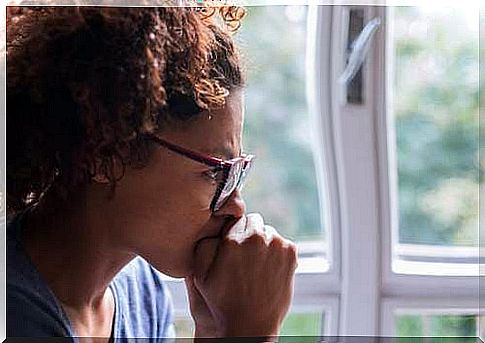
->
[6,5,246,216]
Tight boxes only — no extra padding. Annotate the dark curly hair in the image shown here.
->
[6,6,246,216]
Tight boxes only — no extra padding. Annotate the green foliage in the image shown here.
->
[396,314,477,342]
[238,6,323,242]
[397,315,424,337]
[280,312,324,337]
[238,6,478,246]
[431,315,476,336]
[393,7,479,246]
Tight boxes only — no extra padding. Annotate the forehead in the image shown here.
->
[162,89,244,159]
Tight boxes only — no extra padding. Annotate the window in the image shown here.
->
[379,6,480,337]
[390,6,479,276]
[382,5,479,337]
[238,6,328,271]
[308,4,479,338]
[165,4,480,339]
[396,314,478,338]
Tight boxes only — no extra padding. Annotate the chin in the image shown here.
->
[144,254,193,279]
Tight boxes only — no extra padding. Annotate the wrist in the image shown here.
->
[195,337,278,343]
[194,323,219,338]
[221,325,279,340]
[195,325,278,340]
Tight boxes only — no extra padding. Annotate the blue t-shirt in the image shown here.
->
[7,209,176,342]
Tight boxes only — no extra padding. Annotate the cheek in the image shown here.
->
[168,173,217,213]
[153,174,214,236]
[137,156,215,237]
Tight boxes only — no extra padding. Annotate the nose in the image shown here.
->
[213,189,246,219]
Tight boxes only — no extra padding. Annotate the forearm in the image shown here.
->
[194,337,278,343]
[194,322,279,342]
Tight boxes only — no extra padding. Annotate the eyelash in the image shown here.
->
[202,169,221,183]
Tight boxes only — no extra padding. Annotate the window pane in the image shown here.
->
[237,6,325,247]
[280,312,324,337]
[395,314,478,341]
[391,7,479,247]
[174,311,325,339]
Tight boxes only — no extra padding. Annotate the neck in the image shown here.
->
[21,194,136,311]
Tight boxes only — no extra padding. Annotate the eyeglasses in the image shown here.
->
[146,133,254,212]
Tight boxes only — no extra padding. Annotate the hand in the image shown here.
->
[185,275,218,337]
[189,213,298,338]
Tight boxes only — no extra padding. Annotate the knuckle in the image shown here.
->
[269,235,285,249]
[223,236,241,249]
[287,242,298,257]
[287,243,299,269]
[290,249,298,265]
[245,231,267,246]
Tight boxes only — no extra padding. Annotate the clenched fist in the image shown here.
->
[186,213,298,339]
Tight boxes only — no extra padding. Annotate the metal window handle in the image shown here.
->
[339,17,381,86]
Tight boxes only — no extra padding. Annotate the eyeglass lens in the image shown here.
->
[214,159,250,211]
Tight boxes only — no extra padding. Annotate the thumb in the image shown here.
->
[193,216,247,280]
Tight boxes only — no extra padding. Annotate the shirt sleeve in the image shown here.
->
[161,299,176,340]
[148,264,177,342]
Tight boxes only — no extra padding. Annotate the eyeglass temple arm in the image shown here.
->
[147,134,225,168]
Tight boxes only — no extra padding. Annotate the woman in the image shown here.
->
[6,5,298,341]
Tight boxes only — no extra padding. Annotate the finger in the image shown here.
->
[232,213,266,250]
[262,224,278,245]
[225,215,247,243]
[287,242,299,272]
[245,213,265,239]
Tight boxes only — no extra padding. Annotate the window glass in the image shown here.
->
[396,314,478,341]
[174,312,325,338]
[280,312,324,336]
[237,6,325,246]
[391,7,479,247]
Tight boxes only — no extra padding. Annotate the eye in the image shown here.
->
[202,169,221,184]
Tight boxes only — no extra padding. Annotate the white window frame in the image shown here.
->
[324,4,479,336]
[311,4,479,336]
[324,4,382,335]
[376,5,479,334]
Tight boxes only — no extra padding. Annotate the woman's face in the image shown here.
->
[105,89,246,278]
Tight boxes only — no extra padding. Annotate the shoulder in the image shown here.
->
[6,214,73,338]
[111,256,175,338]
[7,285,72,338]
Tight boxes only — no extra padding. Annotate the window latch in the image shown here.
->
[339,13,381,104]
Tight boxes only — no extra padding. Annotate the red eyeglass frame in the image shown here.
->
[146,133,254,212]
